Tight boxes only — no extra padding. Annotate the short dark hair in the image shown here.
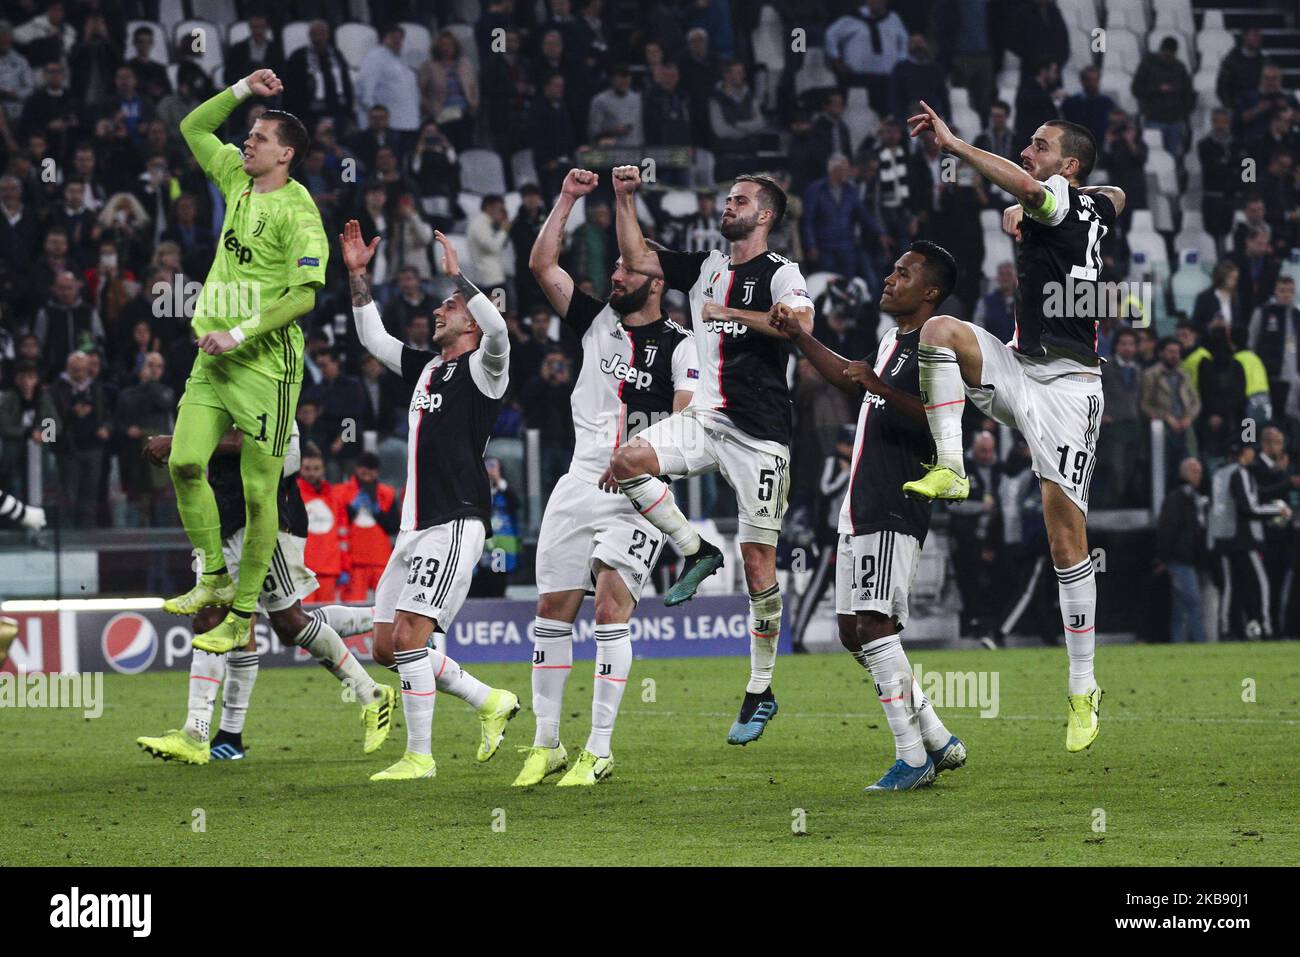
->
[1045,119,1097,178]
[909,240,958,303]
[1157,335,1180,351]
[481,193,504,210]
[133,26,153,41]
[1114,328,1138,346]
[259,109,309,170]
[302,441,324,460]
[991,99,1011,113]
[733,173,787,229]
[357,451,381,470]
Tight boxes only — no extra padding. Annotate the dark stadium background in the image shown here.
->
[2,0,1299,650]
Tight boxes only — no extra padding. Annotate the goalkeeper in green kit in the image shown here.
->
[163,68,328,654]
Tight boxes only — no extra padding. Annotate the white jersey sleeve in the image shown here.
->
[671,334,700,393]
[467,292,510,399]
[1023,173,1072,227]
[771,260,815,312]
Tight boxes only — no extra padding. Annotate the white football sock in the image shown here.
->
[184,650,225,742]
[746,584,781,694]
[1057,557,1098,695]
[531,617,573,748]
[218,652,259,734]
[429,646,491,710]
[617,474,700,555]
[912,676,952,752]
[587,624,631,757]
[311,604,373,638]
[395,647,435,755]
[918,343,966,473]
[293,614,381,704]
[859,634,926,767]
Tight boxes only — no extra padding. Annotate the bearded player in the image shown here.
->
[902,102,1124,752]
[162,68,328,658]
[516,168,698,787]
[609,165,814,746]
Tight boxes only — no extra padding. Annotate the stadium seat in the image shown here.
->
[510,148,538,190]
[1102,28,1144,77]
[1150,191,1176,233]
[126,20,170,64]
[1280,249,1300,286]
[843,88,879,155]
[226,21,276,48]
[157,0,187,38]
[503,190,521,221]
[1170,250,1212,315]
[400,21,432,71]
[691,148,716,187]
[794,47,836,97]
[459,148,508,195]
[1196,29,1234,67]
[336,23,378,71]
[175,20,224,75]
[803,271,841,305]
[660,190,698,218]
[1201,10,1226,32]
[751,5,786,111]
[1106,0,1148,33]
[457,191,482,221]
[1153,0,1195,34]
[281,21,312,59]
[1056,0,1095,33]
[1145,148,1177,197]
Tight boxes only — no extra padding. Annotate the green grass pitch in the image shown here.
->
[2,643,1296,866]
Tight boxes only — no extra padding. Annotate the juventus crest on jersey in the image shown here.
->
[656,247,814,447]
[561,289,699,484]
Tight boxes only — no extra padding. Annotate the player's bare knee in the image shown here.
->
[268,605,308,640]
[535,593,569,621]
[593,592,630,626]
[919,314,960,347]
[609,444,649,481]
[837,615,861,652]
[856,612,896,646]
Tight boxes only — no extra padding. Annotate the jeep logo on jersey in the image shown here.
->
[600,354,652,390]
[222,228,254,265]
[410,391,444,412]
[704,318,750,336]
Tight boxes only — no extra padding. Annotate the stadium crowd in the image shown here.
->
[0,0,1298,640]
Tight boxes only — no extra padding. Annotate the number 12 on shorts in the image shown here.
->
[1056,443,1089,485]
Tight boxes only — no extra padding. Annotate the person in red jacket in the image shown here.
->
[333,451,400,602]
[298,444,348,602]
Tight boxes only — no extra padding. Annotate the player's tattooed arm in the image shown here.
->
[1078,185,1127,215]
[449,272,485,303]
[349,270,372,306]
[530,170,595,314]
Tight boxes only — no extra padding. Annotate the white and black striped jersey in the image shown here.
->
[398,344,505,531]
[562,289,699,485]
[1015,175,1117,366]
[0,489,35,526]
[657,247,814,446]
[838,325,935,542]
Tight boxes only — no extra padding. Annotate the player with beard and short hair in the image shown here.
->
[901,102,1125,752]
[514,168,699,787]
[772,243,966,791]
[608,165,815,747]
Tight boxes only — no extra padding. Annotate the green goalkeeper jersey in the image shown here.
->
[185,89,328,383]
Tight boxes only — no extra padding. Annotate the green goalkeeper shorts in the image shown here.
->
[179,352,301,458]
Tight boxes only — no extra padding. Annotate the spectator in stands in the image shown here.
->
[588,64,642,147]
[33,271,104,379]
[32,227,73,310]
[358,352,404,437]
[85,238,136,344]
[470,456,520,598]
[668,190,724,253]
[644,60,692,153]
[1209,441,1291,640]
[371,145,420,208]
[384,267,435,338]
[532,29,592,141]
[1193,259,1245,335]
[679,27,719,145]
[934,0,994,120]
[283,20,354,134]
[522,348,576,496]
[156,57,215,139]
[357,24,421,155]
[809,90,853,173]
[825,0,908,117]
[19,60,75,151]
[1199,108,1242,254]
[1252,425,1300,634]
[889,33,949,126]
[973,261,1017,342]
[405,314,433,352]
[1197,322,1248,462]
[298,444,347,603]
[334,451,399,602]
[125,25,169,102]
[1248,275,1300,419]
[1007,0,1068,80]
[1142,336,1201,482]
[387,192,435,282]
[419,29,479,151]
[1235,64,1299,143]
[0,360,56,493]
[1155,456,1208,643]
[510,184,548,314]
[68,14,120,110]
[1218,27,1265,112]
[1098,328,1146,508]
[864,118,914,251]
[708,60,766,180]
[1231,226,1280,334]
[104,66,153,146]
[0,22,34,123]
[467,194,511,293]
[1256,148,1299,250]
[530,72,578,201]
[480,26,530,156]
[224,13,283,88]
[50,351,109,527]
[1099,109,1147,230]
[571,201,616,298]
[1062,66,1115,148]
[348,105,396,179]
[406,120,459,227]
[160,193,215,281]
[307,348,371,478]
[801,153,879,285]
[1246,103,1300,171]
[1014,59,1062,149]
[115,350,173,527]
[948,430,1004,643]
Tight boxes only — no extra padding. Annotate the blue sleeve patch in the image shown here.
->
[298,256,320,267]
